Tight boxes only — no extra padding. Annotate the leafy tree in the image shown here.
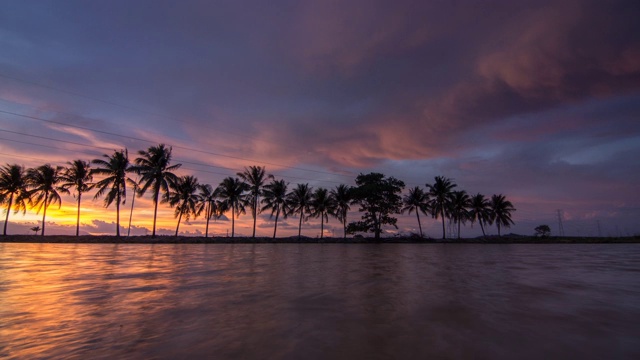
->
[166,175,201,236]
[27,164,67,236]
[261,179,290,239]
[287,183,313,239]
[91,149,131,237]
[237,165,270,238]
[347,173,405,240]
[401,186,429,238]
[449,190,471,239]
[330,184,353,239]
[310,187,335,238]
[60,160,93,236]
[0,164,29,236]
[216,177,249,237]
[535,224,551,238]
[133,144,181,237]
[198,183,222,238]
[490,194,516,237]
[469,193,491,238]
[426,176,456,239]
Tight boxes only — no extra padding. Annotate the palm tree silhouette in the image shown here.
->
[0,164,29,236]
[401,186,429,238]
[330,184,353,239]
[91,149,131,237]
[133,144,181,237]
[490,194,515,237]
[216,177,249,238]
[469,193,491,238]
[311,187,335,239]
[60,160,93,236]
[426,176,456,239]
[237,165,270,238]
[261,178,290,239]
[288,183,313,239]
[166,175,201,236]
[449,190,470,239]
[198,183,221,238]
[27,164,67,236]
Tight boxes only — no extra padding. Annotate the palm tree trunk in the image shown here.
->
[252,196,257,238]
[479,220,486,238]
[76,192,82,236]
[441,208,446,239]
[152,188,159,237]
[4,194,13,236]
[497,222,501,237]
[116,191,121,237]
[231,206,235,238]
[127,191,136,237]
[175,210,183,236]
[273,207,280,239]
[205,202,211,238]
[416,211,423,238]
[320,212,324,239]
[457,218,461,239]
[298,209,303,238]
[343,210,347,239]
[41,192,49,236]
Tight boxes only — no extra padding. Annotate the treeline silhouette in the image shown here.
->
[0,144,515,239]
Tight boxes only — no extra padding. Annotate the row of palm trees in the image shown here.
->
[403,176,515,239]
[0,144,515,238]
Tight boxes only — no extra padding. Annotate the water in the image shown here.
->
[0,243,638,359]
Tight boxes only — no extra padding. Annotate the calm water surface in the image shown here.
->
[0,243,639,359]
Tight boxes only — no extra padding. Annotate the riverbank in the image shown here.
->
[1,234,638,244]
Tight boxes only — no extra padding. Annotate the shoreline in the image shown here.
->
[1,235,638,244]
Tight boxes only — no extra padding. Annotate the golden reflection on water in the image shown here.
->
[1,243,639,359]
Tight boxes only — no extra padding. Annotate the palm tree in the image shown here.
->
[310,187,335,239]
[261,179,290,239]
[469,193,491,238]
[490,194,516,237]
[27,164,67,236]
[237,165,269,238]
[60,160,93,236]
[198,183,222,238]
[91,149,131,237]
[132,144,181,237]
[216,177,249,237]
[449,190,471,239]
[288,183,313,239]
[426,176,456,239]
[330,184,353,239]
[0,164,29,236]
[401,186,429,238]
[166,175,201,236]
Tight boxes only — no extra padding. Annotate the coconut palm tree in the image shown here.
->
[60,160,93,236]
[310,187,335,239]
[0,164,29,236]
[237,165,270,238]
[27,164,67,236]
[426,176,456,239]
[261,178,290,239]
[198,183,222,238]
[132,144,181,237]
[469,193,491,238]
[330,184,353,239]
[91,149,131,237]
[401,186,429,238]
[166,175,202,236]
[288,183,313,239]
[449,190,471,239]
[490,194,516,237]
[216,177,249,238]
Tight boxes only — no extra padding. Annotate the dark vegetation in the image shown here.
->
[1,143,519,240]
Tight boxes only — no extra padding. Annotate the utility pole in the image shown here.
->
[557,209,565,237]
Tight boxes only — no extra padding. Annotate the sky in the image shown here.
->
[0,0,639,238]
